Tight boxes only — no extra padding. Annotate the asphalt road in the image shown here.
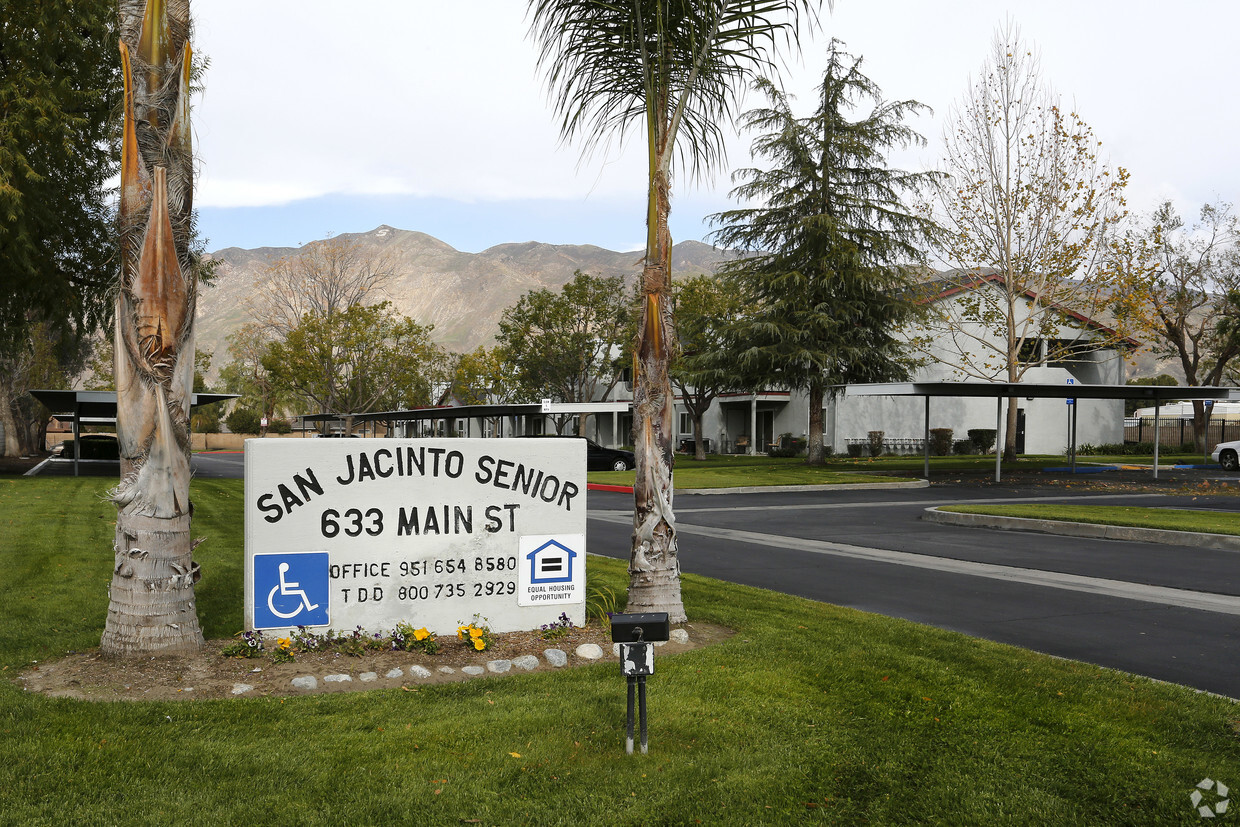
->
[45,451,1240,697]
[585,482,1240,699]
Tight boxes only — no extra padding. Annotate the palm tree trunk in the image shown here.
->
[627,160,686,622]
[102,0,203,655]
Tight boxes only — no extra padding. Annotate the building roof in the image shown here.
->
[29,389,238,420]
[844,381,1240,402]
[910,270,1141,350]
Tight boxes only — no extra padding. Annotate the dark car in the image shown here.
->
[54,433,120,460]
[523,435,635,471]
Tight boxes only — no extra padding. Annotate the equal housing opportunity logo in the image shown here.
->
[1191,778,1230,819]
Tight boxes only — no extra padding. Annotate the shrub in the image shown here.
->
[193,408,221,434]
[929,428,953,456]
[967,428,997,454]
[953,439,974,455]
[1080,441,1196,456]
[846,443,865,458]
[225,407,262,435]
[769,433,806,458]
[268,417,293,434]
[867,430,885,458]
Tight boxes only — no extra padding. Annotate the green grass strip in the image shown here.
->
[590,453,1211,488]
[590,455,919,488]
[0,477,1237,824]
[941,503,1240,536]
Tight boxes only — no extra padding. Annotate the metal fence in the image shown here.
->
[1123,418,1240,451]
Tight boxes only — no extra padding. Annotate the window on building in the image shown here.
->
[1046,338,1091,364]
[1017,338,1042,365]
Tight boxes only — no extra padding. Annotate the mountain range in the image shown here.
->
[196,224,1177,383]
[196,225,730,375]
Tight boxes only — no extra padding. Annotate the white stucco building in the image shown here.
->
[658,273,1134,456]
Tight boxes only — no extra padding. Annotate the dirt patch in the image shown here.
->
[0,455,43,475]
[16,622,733,702]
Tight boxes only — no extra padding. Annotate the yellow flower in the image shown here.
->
[276,637,291,650]
[473,638,486,651]
[414,627,430,641]
[469,627,483,638]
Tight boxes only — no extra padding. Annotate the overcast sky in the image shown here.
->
[191,0,1239,255]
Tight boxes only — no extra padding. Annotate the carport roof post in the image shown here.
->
[29,390,238,476]
[842,382,1240,481]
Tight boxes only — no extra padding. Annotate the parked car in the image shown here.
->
[1212,440,1240,470]
[54,433,120,460]
[523,435,635,471]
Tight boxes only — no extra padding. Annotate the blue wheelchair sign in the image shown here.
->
[253,552,330,629]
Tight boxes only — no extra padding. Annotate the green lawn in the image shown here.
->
[1,476,1238,824]
[591,453,926,488]
[941,503,1240,536]
[587,452,1213,488]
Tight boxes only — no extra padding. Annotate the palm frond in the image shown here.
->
[529,0,823,181]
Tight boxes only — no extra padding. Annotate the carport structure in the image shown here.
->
[306,401,633,446]
[28,389,238,477]
[845,382,1240,481]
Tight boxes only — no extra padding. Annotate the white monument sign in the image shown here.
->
[244,438,587,636]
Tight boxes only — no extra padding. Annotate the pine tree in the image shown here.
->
[711,42,938,464]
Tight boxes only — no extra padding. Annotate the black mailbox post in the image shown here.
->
[610,612,669,754]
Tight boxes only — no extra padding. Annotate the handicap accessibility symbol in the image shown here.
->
[253,552,329,629]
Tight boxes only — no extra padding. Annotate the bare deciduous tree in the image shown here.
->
[248,236,393,339]
[925,22,1130,459]
[1114,201,1240,450]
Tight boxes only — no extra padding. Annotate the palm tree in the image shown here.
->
[529,0,824,621]
[102,0,203,654]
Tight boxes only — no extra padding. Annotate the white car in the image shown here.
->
[1212,439,1240,471]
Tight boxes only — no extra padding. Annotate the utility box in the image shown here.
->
[610,612,670,643]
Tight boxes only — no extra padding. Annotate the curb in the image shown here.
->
[922,506,1240,551]
[680,479,929,495]
[24,458,50,477]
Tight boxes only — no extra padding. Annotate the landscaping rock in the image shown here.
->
[513,655,540,671]
[487,660,512,674]
[231,683,253,695]
[670,628,690,644]
[359,672,378,682]
[461,665,485,676]
[324,673,352,683]
[543,648,568,667]
[385,668,404,679]
[409,665,433,679]
[291,675,318,691]
[575,643,604,660]
[437,666,456,675]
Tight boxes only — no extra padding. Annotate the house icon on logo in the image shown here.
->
[526,539,578,584]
